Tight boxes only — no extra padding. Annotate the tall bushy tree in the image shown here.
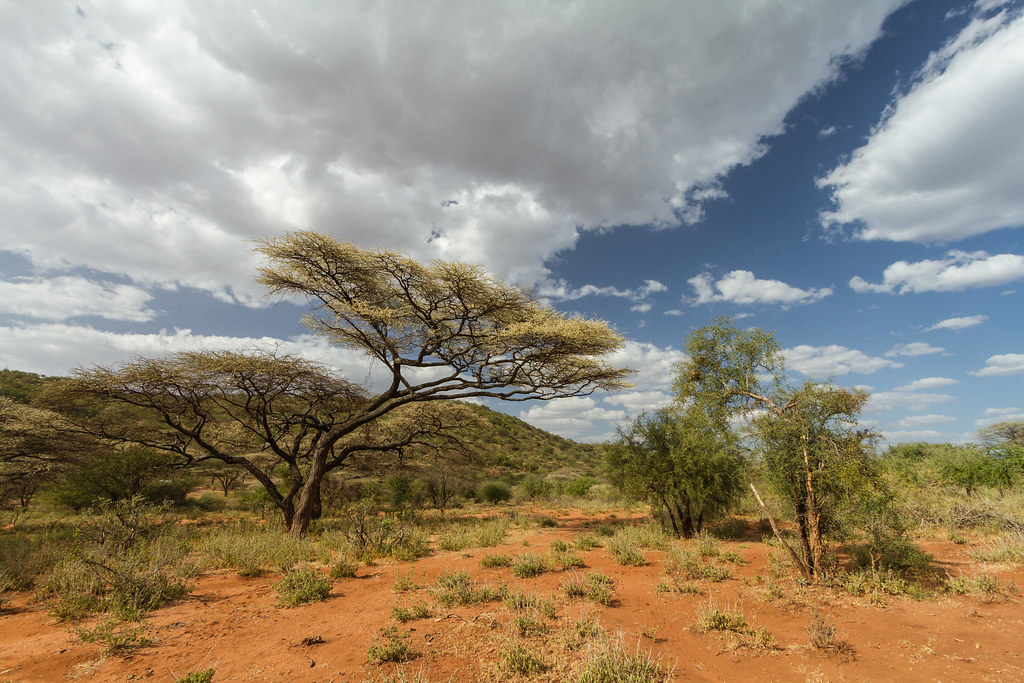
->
[62,233,630,534]
[607,406,745,537]
[674,317,877,580]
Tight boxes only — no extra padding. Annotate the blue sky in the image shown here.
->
[1,0,1022,445]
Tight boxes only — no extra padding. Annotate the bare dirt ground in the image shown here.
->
[2,508,1021,682]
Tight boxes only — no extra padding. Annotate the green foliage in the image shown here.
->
[512,553,547,578]
[430,569,502,606]
[480,553,512,568]
[607,406,745,537]
[199,524,315,577]
[498,642,547,676]
[572,633,669,683]
[695,604,748,633]
[336,501,429,561]
[53,446,194,510]
[938,446,1018,494]
[74,616,151,655]
[274,567,331,607]
[38,496,192,622]
[330,558,359,578]
[175,669,216,683]
[367,625,414,664]
[477,481,512,504]
[519,474,553,500]
[564,476,597,498]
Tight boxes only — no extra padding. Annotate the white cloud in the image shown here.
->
[885,342,945,357]
[975,408,1024,428]
[0,2,898,300]
[893,377,958,391]
[784,344,902,377]
[883,429,947,442]
[608,341,687,393]
[519,397,628,438]
[663,309,684,317]
[0,276,154,322]
[927,314,987,331]
[542,278,667,314]
[819,8,1024,242]
[689,270,832,306]
[603,391,674,416]
[0,322,384,384]
[865,391,955,413]
[971,353,1024,377]
[630,303,653,314]
[849,251,1024,294]
[896,414,956,428]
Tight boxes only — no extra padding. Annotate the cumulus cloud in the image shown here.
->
[927,314,988,331]
[541,278,667,314]
[689,271,832,306]
[865,390,955,413]
[0,277,154,322]
[603,391,675,416]
[893,377,958,391]
[975,407,1024,428]
[520,397,628,438]
[971,353,1024,376]
[0,1,898,302]
[784,345,902,377]
[883,429,947,442]
[819,7,1024,242]
[0,322,385,383]
[849,251,1024,294]
[896,414,956,428]
[886,342,945,357]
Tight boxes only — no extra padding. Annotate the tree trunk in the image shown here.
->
[290,455,327,535]
[802,438,824,579]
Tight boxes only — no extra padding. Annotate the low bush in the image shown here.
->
[274,567,331,607]
[477,481,512,504]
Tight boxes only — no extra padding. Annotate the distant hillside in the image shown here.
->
[0,369,54,403]
[0,369,607,481]
[461,402,607,480]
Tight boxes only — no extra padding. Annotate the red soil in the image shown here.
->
[2,509,1021,682]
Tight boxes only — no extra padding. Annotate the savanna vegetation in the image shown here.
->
[1,240,1022,681]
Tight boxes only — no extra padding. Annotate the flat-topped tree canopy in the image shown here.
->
[59,234,630,534]
[255,231,632,404]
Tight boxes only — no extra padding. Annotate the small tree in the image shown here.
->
[61,232,630,534]
[606,406,745,537]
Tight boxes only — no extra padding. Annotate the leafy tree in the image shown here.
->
[52,446,194,510]
[61,232,629,534]
[674,317,877,580]
[978,421,1024,448]
[606,406,745,537]
[0,397,95,513]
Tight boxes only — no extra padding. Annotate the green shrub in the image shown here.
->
[367,625,414,664]
[512,553,547,578]
[498,643,547,676]
[274,567,331,607]
[695,604,748,633]
[564,476,596,498]
[330,559,358,578]
[194,493,227,512]
[175,669,216,683]
[572,633,669,683]
[477,481,512,504]
[74,616,151,655]
[480,554,512,568]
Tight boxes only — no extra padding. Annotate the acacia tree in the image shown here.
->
[674,317,876,580]
[606,405,745,537]
[0,397,95,513]
[64,232,630,534]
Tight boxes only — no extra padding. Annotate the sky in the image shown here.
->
[1,0,1023,447]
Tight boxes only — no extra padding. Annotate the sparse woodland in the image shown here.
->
[1,242,1023,681]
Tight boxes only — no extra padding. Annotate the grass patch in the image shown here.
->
[367,625,414,664]
[512,553,547,578]
[498,642,547,676]
[274,567,331,607]
[571,632,670,682]
[431,569,502,606]
[480,553,512,568]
